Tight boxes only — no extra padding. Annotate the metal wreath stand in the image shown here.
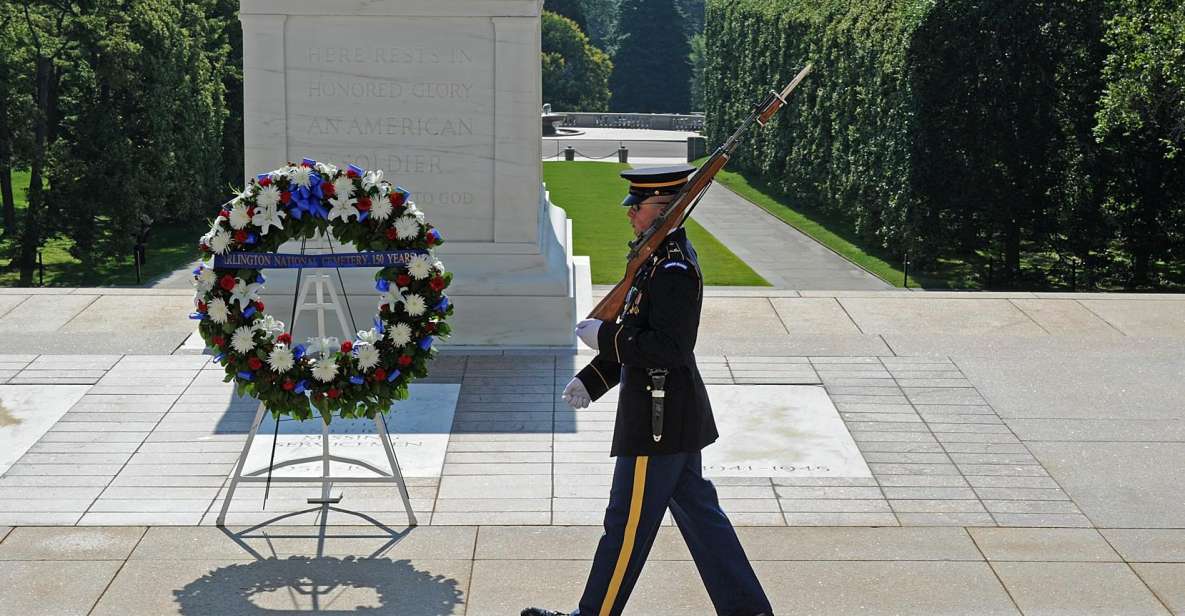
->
[216,230,417,527]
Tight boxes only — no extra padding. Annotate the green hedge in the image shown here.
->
[704,0,926,254]
[704,0,1185,290]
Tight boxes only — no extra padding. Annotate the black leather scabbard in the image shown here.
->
[649,369,667,442]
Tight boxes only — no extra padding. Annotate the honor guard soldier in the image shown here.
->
[522,165,773,616]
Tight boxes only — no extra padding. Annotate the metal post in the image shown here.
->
[37,250,44,286]
[617,144,629,163]
[564,145,575,161]
[903,251,910,289]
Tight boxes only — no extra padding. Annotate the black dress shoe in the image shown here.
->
[520,609,569,616]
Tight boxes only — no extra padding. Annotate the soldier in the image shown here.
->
[522,165,774,616]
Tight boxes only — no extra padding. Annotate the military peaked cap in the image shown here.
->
[620,164,696,206]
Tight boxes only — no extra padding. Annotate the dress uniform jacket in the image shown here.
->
[576,227,719,457]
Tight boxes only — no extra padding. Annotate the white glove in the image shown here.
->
[562,377,591,409]
[575,318,602,350]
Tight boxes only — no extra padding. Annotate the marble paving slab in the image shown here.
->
[702,385,872,478]
[0,385,91,475]
[242,384,460,479]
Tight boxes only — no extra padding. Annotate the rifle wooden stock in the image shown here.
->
[587,64,813,322]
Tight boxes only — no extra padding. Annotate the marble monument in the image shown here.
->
[240,0,582,346]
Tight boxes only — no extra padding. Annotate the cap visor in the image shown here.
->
[621,193,644,207]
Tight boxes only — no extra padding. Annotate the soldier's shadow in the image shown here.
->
[173,529,464,615]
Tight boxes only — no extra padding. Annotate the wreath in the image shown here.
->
[190,158,454,423]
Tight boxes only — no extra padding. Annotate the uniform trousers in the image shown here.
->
[574,451,772,616]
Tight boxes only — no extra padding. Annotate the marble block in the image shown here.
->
[0,385,91,475]
[241,384,459,479]
[702,385,873,478]
[240,0,581,347]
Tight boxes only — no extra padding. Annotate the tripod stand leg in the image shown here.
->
[376,412,418,526]
[217,402,269,526]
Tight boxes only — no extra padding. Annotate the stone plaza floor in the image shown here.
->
[1,288,1184,613]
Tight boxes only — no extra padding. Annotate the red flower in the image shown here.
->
[246,206,255,218]
[254,300,265,311]
[356,196,371,211]
[259,177,272,187]
[312,391,325,401]
[197,301,207,312]
[219,275,236,291]
[212,335,225,347]
[282,379,295,391]
[429,276,446,292]
[425,322,436,334]
[234,230,248,244]
[374,368,387,381]
[398,355,412,367]
[396,274,411,287]
[219,209,231,219]
[280,191,291,204]
[390,192,406,206]
[426,234,437,247]
[327,388,341,399]
[385,228,398,241]
[247,357,263,370]
[301,160,312,168]
[340,340,353,353]
[379,303,389,313]
[321,182,335,196]
[347,169,359,178]
[276,333,292,345]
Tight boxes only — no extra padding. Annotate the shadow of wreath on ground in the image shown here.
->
[173,555,464,615]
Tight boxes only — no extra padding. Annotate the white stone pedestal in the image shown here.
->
[241,0,580,346]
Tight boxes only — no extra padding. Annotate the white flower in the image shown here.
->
[362,169,384,190]
[369,198,393,222]
[256,185,280,209]
[333,177,354,199]
[388,322,412,346]
[209,229,231,255]
[228,203,251,230]
[327,195,359,222]
[207,298,229,324]
[306,336,339,358]
[395,216,421,240]
[312,358,338,382]
[433,259,445,274]
[380,287,406,309]
[194,266,216,293]
[407,254,432,280]
[402,293,426,317]
[254,204,285,236]
[253,314,285,335]
[356,328,383,345]
[406,201,425,222]
[229,279,263,309]
[355,345,380,371]
[289,166,311,188]
[268,345,295,373]
[231,326,256,354]
[316,161,338,176]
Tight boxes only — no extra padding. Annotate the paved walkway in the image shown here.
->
[687,182,892,290]
[3,289,1185,613]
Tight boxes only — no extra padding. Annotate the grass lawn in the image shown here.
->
[1,168,206,287]
[543,161,769,286]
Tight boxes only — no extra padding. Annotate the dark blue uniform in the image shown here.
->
[571,224,773,616]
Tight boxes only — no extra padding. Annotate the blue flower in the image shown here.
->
[237,371,254,381]
[376,279,390,292]
[436,296,450,313]
[349,164,365,176]
[243,305,257,319]
[213,353,226,363]
[372,315,385,334]
[295,379,309,394]
[293,344,306,360]
[350,375,365,385]
[419,336,433,351]
[386,369,401,382]
[302,157,317,167]
[189,312,206,321]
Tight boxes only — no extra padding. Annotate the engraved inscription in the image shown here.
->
[307,47,474,65]
[306,116,474,137]
[307,80,474,100]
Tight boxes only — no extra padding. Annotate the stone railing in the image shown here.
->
[556,112,705,132]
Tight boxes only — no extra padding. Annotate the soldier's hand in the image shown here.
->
[562,377,591,409]
[575,319,602,350]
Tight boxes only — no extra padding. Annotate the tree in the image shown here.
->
[687,32,705,112]
[582,0,621,56]
[1094,0,1185,287]
[610,0,691,113]
[542,11,612,111]
[544,0,586,32]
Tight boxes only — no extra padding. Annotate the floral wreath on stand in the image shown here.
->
[190,158,454,423]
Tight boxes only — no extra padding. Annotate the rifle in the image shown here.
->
[587,63,814,321]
